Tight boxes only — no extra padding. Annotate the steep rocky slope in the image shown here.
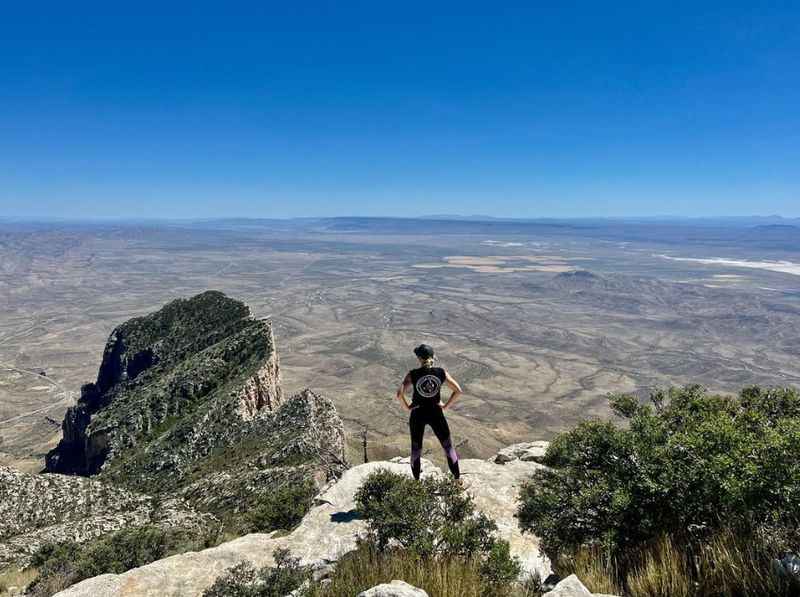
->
[32,291,345,528]
[177,388,346,518]
[0,467,213,567]
[46,291,284,486]
[54,456,552,597]
[1,292,348,573]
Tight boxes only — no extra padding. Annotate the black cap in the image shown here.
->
[413,344,435,359]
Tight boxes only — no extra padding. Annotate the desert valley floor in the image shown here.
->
[2,218,800,471]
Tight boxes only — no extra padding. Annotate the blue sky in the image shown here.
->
[1,2,798,219]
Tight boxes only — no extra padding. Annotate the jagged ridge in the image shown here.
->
[46,291,284,486]
[42,290,346,521]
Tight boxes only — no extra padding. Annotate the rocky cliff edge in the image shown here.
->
[54,457,552,597]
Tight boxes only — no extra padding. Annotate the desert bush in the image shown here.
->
[25,542,82,597]
[350,469,521,595]
[623,528,800,597]
[518,386,800,558]
[517,385,800,596]
[26,525,217,596]
[240,480,317,533]
[305,540,534,597]
[355,469,502,559]
[202,548,310,597]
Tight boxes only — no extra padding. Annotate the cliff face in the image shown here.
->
[44,291,345,515]
[1,292,347,568]
[46,291,285,484]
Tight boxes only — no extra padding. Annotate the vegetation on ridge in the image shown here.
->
[518,385,800,596]
[13,475,321,595]
[39,291,345,532]
[203,548,312,597]
[24,525,220,597]
[239,479,317,534]
[205,471,533,597]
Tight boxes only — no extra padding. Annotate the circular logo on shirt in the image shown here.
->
[416,374,442,398]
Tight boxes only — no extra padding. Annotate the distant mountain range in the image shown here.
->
[421,214,800,227]
[2,214,799,227]
[2,215,798,252]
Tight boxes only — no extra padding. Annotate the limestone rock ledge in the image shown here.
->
[54,458,552,597]
[493,441,550,464]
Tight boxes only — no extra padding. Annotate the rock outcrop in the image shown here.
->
[46,291,284,485]
[358,580,429,597]
[493,441,550,464]
[54,457,552,597]
[41,291,346,523]
[178,388,346,518]
[0,467,214,567]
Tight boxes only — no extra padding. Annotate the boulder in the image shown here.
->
[459,458,550,578]
[493,441,549,464]
[772,552,800,584]
[543,574,592,596]
[541,573,620,597]
[54,457,552,596]
[357,580,429,596]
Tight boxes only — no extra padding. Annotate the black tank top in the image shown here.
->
[408,366,446,406]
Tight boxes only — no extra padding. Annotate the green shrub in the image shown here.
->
[26,525,217,596]
[517,385,800,595]
[354,468,520,592]
[26,542,83,597]
[202,548,310,597]
[240,480,317,533]
[355,469,502,559]
[518,386,800,559]
[480,541,526,590]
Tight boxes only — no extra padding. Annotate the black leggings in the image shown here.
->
[409,404,460,480]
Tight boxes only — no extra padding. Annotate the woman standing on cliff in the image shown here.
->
[396,344,464,480]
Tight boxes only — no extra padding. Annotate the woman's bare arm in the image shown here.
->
[396,373,412,411]
[442,371,463,410]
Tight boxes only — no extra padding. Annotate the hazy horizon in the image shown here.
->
[2,213,800,224]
